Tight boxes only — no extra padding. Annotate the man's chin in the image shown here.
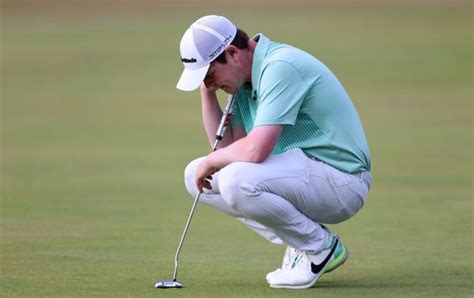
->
[221,86,238,94]
[220,87,232,94]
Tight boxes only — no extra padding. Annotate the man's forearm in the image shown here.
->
[200,86,234,149]
[207,125,283,169]
[194,124,283,192]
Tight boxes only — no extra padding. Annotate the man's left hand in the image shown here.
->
[195,157,220,192]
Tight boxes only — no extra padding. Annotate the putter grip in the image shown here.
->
[213,93,236,150]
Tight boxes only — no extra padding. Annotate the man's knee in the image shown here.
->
[184,157,205,198]
[218,162,257,211]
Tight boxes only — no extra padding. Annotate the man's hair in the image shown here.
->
[214,28,249,64]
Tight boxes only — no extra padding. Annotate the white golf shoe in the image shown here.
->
[265,246,297,283]
[267,235,340,289]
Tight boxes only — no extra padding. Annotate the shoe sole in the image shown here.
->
[324,244,349,274]
[269,276,320,289]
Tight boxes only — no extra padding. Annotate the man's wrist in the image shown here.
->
[206,151,222,171]
[200,85,219,106]
[200,84,216,95]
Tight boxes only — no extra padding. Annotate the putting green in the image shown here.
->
[2,1,472,297]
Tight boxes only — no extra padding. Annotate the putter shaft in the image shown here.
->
[173,191,201,280]
[170,93,236,282]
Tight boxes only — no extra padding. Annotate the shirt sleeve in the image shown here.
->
[254,61,310,126]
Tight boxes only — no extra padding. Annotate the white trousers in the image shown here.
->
[184,148,371,252]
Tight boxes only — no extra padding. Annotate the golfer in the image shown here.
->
[177,15,372,289]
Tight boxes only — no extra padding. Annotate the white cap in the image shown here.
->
[176,15,237,91]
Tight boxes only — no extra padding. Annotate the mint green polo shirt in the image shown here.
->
[231,34,371,173]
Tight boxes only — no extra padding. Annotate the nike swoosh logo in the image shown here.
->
[311,238,339,274]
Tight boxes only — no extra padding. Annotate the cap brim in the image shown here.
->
[176,64,210,91]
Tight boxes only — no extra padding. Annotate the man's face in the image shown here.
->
[203,50,245,94]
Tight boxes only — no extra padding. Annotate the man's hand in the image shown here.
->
[195,156,220,192]
[200,82,219,94]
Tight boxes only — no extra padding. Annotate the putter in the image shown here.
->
[154,93,236,289]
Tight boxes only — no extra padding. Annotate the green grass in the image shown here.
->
[1,2,473,297]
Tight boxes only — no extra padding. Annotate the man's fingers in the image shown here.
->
[196,178,213,192]
[203,180,212,190]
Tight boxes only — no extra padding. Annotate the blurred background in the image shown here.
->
[1,0,472,297]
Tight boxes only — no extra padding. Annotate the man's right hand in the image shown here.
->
[200,82,219,94]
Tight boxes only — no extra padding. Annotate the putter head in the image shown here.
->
[154,279,182,289]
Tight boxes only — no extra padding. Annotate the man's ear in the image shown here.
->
[226,46,239,61]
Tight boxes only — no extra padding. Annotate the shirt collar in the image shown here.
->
[251,33,270,96]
